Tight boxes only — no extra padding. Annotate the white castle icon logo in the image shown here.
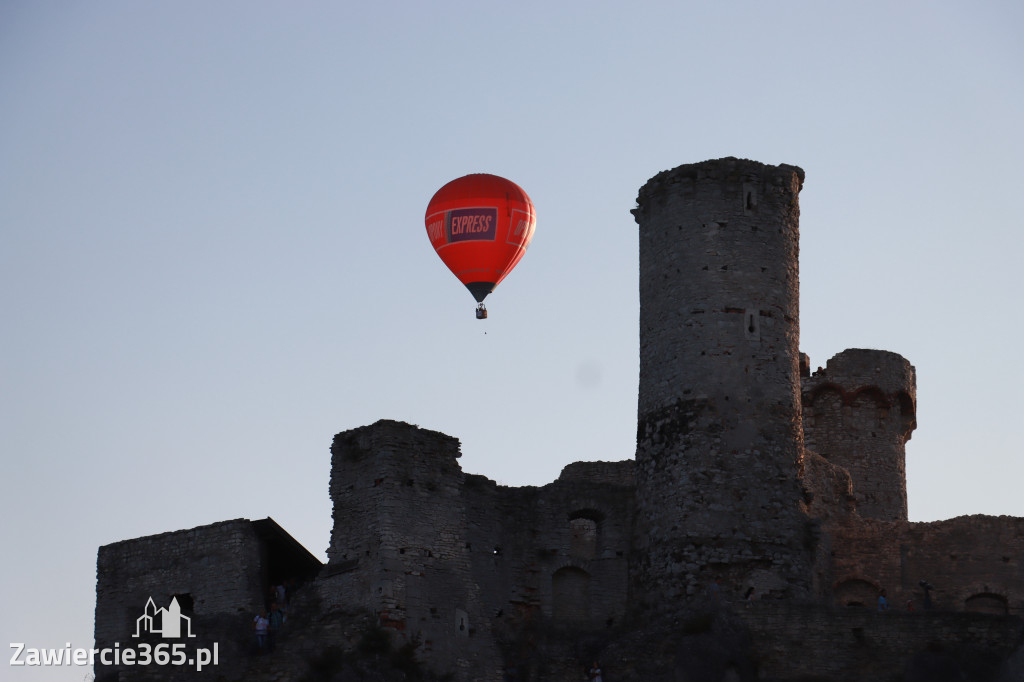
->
[132,597,196,638]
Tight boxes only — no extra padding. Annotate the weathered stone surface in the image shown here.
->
[631,158,812,605]
[803,348,917,521]
[737,601,1022,682]
[94,518,321,681]
[318,419,637,681]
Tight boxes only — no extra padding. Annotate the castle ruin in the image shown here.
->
[94,158,1024,681]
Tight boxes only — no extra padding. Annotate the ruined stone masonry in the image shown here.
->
[94,158,1024,682]
[631,159,811,606]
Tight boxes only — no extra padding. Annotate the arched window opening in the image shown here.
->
[567,509,604,560]
[569,517,598,560]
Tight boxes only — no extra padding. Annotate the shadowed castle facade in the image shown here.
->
[94,158,1024,682]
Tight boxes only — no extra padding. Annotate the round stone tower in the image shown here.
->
[801,349,917,521]
[630,157,813,604]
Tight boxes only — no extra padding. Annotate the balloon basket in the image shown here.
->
[475,304,488,320]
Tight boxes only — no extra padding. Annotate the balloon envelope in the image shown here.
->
[425,174,536,303]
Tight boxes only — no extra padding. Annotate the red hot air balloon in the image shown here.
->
[425,174,536,318]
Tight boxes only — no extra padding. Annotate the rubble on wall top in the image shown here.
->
[633,156,805,212]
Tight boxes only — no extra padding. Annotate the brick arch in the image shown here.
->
[833,577,882,608]
[567,506,607,523]
[804,383,845,406]
[568,518,598,560]
[850,386,889,409]
[848,387,891,431]
[803,385,845,439]
[806,384,903,411]
[567,507,606,561]
[896,390,917,435]
[965,592,1008,615]
[896,390,916,418]
[551,557,592,572]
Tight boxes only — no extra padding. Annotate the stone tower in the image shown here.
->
[630,157,813,604]
[319,420,503,681]
[802,349,917,521]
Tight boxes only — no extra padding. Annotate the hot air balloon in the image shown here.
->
[425,174,536,318]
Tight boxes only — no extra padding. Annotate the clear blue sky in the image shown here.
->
[2,1,1021,678]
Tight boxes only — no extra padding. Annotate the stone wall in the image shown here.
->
[94,518,321,681]
[631,158,813,605]
[319,420,635,681]
[829,514,1024,615]
[803,348,917,521]
[738,601,1023,681]
[94,519,266,681]
[319,419,503,681]
[95,519,264,637]
[481,460,634,629]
